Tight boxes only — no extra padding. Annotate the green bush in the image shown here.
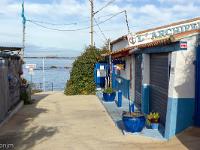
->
[64,46,108,95]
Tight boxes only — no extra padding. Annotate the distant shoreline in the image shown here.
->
[24,57,76,60]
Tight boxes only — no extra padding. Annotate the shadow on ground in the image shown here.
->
[0,93,58,150]
[176,127,200,150]
[32,93,49,101]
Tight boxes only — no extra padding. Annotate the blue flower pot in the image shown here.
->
[151,123,159,130]
[122,112,145,133]
[103,92,116,102]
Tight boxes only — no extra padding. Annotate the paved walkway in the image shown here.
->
[96,92,165,140]
[0,92,199,150]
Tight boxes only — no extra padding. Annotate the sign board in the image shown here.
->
[26,64,36,69]
[97,69,106,77]
[100,65,104,70]
[115,64,125,70]
[28,68,34,75]
[113,59,126,70]
[127,19,200,47]
[180,41,187,50]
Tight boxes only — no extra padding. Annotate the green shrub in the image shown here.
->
[20,88,32,105]
[64,46,108,95]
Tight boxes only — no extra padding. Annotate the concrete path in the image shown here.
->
[0,92,199,150]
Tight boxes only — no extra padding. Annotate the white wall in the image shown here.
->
[112,40,129,51]
[168,34,198,98]
[142,54,150,85]
[120,56,130,79]
[130,55,135,99]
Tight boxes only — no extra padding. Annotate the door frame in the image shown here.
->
[195,45,200,126]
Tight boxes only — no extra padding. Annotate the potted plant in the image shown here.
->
[103,87,116,102]
[147,112,160,130]
[122,111,146,133]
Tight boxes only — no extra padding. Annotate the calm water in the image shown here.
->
[23,58,74,91]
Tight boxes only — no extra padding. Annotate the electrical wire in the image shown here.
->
[94,18,107,40]
[94,31,106,44]
[27,10,127,27]
[26,19,77,26]
[94,0,117,15]
[27,10,125,32]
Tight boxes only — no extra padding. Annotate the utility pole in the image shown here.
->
[22,20,25,58]
[90,0,94,47]
[124,10,130,34]
[21,0,26,58]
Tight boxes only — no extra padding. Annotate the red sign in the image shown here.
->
[180,41,187,49]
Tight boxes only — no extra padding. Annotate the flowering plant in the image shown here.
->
[147,112,160,124]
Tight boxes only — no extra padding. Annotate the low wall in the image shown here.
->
[0,53,22,122]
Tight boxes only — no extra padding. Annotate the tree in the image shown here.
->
[64,46,108,95]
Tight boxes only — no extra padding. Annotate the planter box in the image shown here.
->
[122,112,145,133]
[151,123,159,130]
[103,92,116,102]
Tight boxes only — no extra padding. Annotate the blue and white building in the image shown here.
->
[106,17,200,139]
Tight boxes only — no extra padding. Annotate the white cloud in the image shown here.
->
[159,0,199,4]
[0,0,199,56]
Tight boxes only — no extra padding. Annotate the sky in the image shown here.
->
[0,0,199,57]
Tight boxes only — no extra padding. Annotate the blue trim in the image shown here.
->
[165,97,195,139]
[141,84,150,114]
[195,45,200,126]
[135,42,180,54]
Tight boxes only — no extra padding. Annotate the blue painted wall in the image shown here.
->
[94,63,108,88]
[165,98,195,139]
[112,75,130,99]
[141,84,150,114]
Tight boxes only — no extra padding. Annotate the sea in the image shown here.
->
[23,58,75,91]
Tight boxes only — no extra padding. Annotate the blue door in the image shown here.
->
[195,45,200,126]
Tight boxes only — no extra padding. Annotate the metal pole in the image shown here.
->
[22,23,25,58]
[43,57,45,92]
[90,0,94,47]
[108,39,112,87]
[124,10,130,34]
[40,83,42,90]
[52,82,53,91]
[21,0,26,58]
[31,74,32,84]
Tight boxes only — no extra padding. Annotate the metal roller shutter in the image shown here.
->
[150,53,169,126]
[135,54,142,109]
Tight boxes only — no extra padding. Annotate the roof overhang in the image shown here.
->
[111,36,173,58]
[0,46,23,51]
[103,29,200,58]
[110,17,200,46]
